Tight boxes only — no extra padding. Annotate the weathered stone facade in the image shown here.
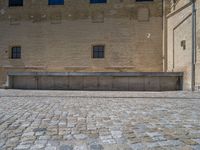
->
[167,0,200,90]
[0,0,199,91]
[0,0,165,88]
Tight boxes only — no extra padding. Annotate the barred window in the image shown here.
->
[11,46,21,59]
[136,0,153,2]
[9,0,23,7]
[48,0,64,5]
[93,45,105,59]
[90,0,107,4]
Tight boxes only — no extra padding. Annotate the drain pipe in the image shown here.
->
[191,0,196,91]
[162,0,167,72]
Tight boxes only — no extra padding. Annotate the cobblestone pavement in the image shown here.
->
[0,90,200,150]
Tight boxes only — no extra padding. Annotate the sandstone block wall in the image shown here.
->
[196,0,200,90]
[0,0,164,87]
[167,0,200,90]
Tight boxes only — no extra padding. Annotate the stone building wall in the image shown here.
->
[167,0,200,90]
[196,0,200,90]
[0,0,164,87]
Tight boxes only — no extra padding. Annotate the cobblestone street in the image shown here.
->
[0,90,200,150]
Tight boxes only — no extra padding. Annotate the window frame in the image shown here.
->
[92,45,105,59]
[90,0,107,4]
[135,0,153,2]
[9,0,23,7]
[48,0,64,5]
[10,46,21,59]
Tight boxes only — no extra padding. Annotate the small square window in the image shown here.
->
[92,45,105,59]
[11,46,21,59]
[48,0,64,5]
[90,0,107,4]
[136,0,153,2]
[9,0,23,7]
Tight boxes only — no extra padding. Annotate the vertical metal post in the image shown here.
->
[191,0,196,91]
[162,0,167,72]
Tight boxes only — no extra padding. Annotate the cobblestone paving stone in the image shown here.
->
[0,90,200,150]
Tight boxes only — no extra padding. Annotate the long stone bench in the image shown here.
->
[7,72,183,91]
